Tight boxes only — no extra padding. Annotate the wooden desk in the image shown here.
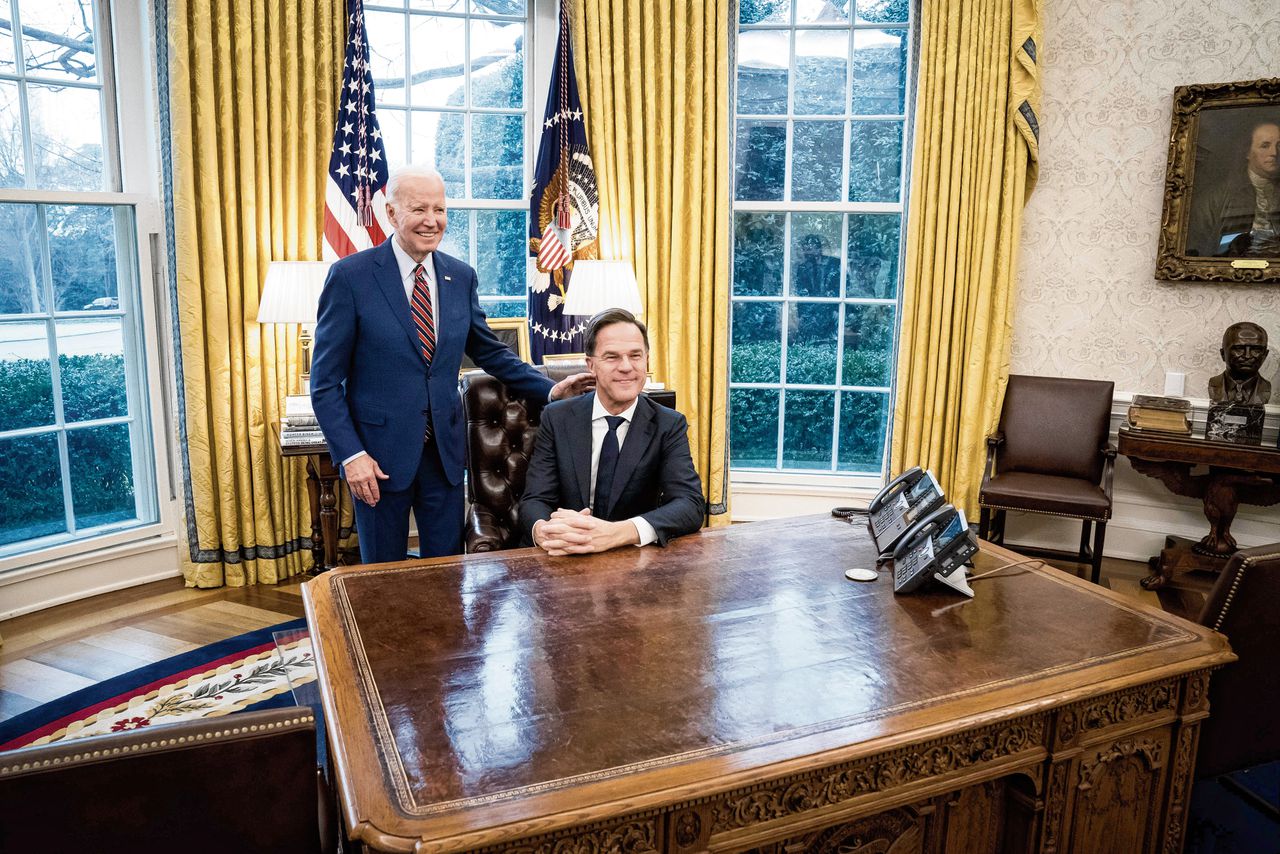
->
[303,515,1232,854]
[1118,426,1280,588]
[275,425,342,572]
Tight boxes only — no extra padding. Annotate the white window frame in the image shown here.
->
[0,0,175,575]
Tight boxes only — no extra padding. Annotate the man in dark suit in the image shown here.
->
[519,309,704,554]
[311,166,592,563]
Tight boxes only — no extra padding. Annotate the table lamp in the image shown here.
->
[562,260,642,317]
[256,260,331,393]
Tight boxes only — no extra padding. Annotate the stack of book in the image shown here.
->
[281,394,325,447]
[1126,394,1192,435]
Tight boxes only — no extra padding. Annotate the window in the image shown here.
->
[730,0,912,477]
[0,0,159,557]
[367,0,530,318]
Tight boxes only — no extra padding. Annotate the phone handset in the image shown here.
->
[868,466,923,513]
[893,505,951,561]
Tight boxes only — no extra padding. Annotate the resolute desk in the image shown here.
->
[303,515,1232,854]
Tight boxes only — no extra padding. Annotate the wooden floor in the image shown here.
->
[0,550,1217,726]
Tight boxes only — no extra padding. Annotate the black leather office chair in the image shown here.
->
[978,374,1116,584]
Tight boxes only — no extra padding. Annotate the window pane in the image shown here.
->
[739,0,790,26]
[20,0,98,83]
[790,212,842,297]
[0,431,65,545]
[782,389,833,469]
[847,214,899,298]
[797,0,847,23]
[736,31,788,115]
[0,80,24,187]
[735,119,786,201]
[838,391,888,471]
[472,0,526,13]
[474,209,525,297]
[49,204,117,311]
[0,10,14,72]
[439,208,471,261]
[0,203,45,313]
[856,0,909,25]
[471,113,522,198]
[731,301,781,383]
[57,317,126,422]
[733,212,784,297]
[791,120,843,201]
[27,82,103,190]
[852,29,907,115]
[68,422,135,529]
[367,10,407,105]
[848,119,902,202]
[786,302,838,384]
[842,304,894,387]
[729,388,779,468]
[379,106,408,168]
[479,298,524,318]
[0,321,54,431]
[410,15,465,106]
[794,30,846,115]
[470,20,523,109]
[411,110,465,195]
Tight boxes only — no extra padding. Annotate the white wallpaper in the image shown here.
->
[1013,0,1280,396]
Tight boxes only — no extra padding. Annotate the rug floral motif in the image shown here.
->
[26,636,317,747]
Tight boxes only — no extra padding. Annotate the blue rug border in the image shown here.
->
[0,618,307,747]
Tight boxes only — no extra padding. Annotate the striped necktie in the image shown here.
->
[410,262,436,365]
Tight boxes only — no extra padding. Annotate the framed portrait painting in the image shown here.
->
[1156,78,1280,282]
[458,316,532,376]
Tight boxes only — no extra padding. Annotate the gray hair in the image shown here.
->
[386,165,445,205]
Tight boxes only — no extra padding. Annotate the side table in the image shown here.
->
[274,425,342,573]
[1117,426,1280,589]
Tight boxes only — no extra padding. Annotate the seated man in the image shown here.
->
[520,309,705,554]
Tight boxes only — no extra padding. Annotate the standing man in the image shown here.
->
[519,309,704,554]
[311,166,593,562]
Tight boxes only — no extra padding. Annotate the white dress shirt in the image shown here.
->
[589,396,657,547]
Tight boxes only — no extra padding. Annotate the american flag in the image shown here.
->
[323,0,390,261]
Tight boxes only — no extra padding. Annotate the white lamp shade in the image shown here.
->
[562,260,642,317]
[256,261,331,324]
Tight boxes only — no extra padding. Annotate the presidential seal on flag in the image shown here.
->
[528,1,599,362]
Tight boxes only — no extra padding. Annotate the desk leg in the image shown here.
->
[314,456,341,572]
[304,459,324,572]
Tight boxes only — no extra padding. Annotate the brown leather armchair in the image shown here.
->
[978,374,1116,584]
[0,706,335,853]
[1195,543,1280,780]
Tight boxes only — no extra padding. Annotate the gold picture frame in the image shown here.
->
[1156,77,1280,283]
[459,316,532,376]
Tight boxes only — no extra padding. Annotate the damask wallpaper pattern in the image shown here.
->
[1013,0,1280,395]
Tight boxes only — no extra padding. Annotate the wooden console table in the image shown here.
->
[304,514,1231,853]
[1118,426,1280,589]
[274,425,342,572]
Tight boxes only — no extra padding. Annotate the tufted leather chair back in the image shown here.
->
[997,375,1114,482]
[462,369,550,552]
[1195,543,1280,779]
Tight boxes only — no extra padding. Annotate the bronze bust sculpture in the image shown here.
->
[1208,322,1271,405]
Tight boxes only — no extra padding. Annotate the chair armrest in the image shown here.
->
[465,506,511,553]
[1100,442,1117,497]
[981,432,1005,487]
[985,431,1005,448]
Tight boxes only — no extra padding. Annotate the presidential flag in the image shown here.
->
[323,0,390,261]
[528,1,599,363]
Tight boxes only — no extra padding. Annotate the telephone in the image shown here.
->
[891,504,978,597]
[867,466,945,552]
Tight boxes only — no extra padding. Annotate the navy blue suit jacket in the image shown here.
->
[310,240,553,492]
[518,392,705,547]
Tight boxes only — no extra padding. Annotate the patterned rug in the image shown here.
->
[0,620,316,752]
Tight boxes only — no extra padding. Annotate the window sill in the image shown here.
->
[0,522,176,580]
[730,470,885,521]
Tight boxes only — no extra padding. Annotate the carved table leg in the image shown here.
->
[304,458,324,573]
[314,455,340,572]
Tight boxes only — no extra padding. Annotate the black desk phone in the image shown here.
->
[891,504,978,597]
[867,466,945,552]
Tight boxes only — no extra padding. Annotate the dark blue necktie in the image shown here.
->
[593,415,625,519]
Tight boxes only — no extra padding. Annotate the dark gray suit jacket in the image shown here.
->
[518,392,705,547]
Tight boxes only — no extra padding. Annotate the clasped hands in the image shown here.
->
[532,508,639,555]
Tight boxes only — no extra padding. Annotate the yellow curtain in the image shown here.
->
[169,1,348,586]
[890,0,1042,515]
[570,0,732,521]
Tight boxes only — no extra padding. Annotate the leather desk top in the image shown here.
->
[303,514,1231,852]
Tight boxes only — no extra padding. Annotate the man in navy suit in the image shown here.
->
[311,166,593,563]
[519,309,704,554]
